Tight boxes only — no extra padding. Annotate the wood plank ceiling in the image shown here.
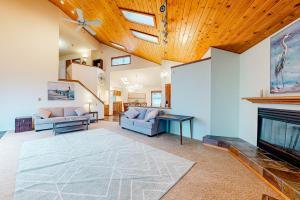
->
[50,0,300,64]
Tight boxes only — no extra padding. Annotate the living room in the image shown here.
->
[0,0,300,200]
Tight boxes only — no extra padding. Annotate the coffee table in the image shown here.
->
[53,119,89,135]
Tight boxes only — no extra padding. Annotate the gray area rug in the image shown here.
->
[14,128,194,200]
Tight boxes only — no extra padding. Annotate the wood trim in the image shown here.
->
[110,41,126,50]
[171,57,211,69]
[72,62,103,69]
[119,7,157,28]
[72,58,81,64]
[130,29,159,44]
[242,96,300,105]
[111,55,131,66]
[101,42,160,65]
[58,79,104,104]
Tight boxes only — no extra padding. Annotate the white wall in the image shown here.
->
[71,63,102,95]
[239,19,300,145]
[211,48,240,137]
[171,60,211,140]
[0,0,103,131]
[0,0,58,131]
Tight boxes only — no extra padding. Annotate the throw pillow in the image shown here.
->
[144,109,159,122]
[37,109,51,119]
[75,107,88,116]
[137,109,147,120]
[124,109,139,119]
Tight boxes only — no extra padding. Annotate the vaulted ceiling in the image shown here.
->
[50,0,300,64]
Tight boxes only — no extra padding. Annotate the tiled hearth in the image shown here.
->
[203,135,300,200]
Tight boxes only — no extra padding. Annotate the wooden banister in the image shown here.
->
[58,79,104,104]
[171,57,211,69]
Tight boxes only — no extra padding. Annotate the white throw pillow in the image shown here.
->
[144,110,159,122]
[125,109,139,119]
[37,109,51,119]
[75,107,88,116]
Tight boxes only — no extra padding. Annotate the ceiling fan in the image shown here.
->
[64,8,101,36]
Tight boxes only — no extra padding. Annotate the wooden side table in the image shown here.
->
[157,114,194,145]
[15,116,33,133]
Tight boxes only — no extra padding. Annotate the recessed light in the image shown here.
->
[71,10,75,14]
[60,0,64,5]
[111,42,126,50]
[131,30,159,44]
[120,8,155,27]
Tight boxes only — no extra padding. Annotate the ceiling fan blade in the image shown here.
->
[84,26,96,36]
[64,18,78,24]
[86,19,101,26]
[76,25,82,32]
[75,8,84,21]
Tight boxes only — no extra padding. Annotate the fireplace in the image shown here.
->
[258,108,300,167]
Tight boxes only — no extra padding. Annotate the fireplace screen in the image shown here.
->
[258,108,300,167]
[260,119,300,157]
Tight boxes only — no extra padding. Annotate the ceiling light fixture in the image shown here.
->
[111,42,126,50]
[120,8,155,27]
[131,30,159,44]
[60,0,64,5]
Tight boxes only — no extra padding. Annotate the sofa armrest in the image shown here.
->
[33,114,42,120]
[83,113,90,117]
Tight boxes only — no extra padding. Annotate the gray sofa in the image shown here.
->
[34,107,90,131]
[120,107,166,136]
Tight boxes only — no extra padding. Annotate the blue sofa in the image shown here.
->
[120,107,166,136]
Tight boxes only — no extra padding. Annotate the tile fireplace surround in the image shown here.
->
[203,135,300,200]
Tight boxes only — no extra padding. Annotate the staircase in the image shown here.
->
[59,79,104,104]
[58,79,105,119]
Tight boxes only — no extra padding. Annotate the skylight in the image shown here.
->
[111,42,126,50]
[131,30,159,44]
[121,9,155,27]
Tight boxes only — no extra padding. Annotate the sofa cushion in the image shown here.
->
[75,107,88,116]
[35,117,66,125]
[136,108,147,120]
[43,107,64,117]
[124,109,139,119]
[36,108,51,119]
[35,116,89,125]
[144,109,159,122]
[121,117,135,126]
[64,107,78,117]
[134,119,154,129]
[64,116,90,121]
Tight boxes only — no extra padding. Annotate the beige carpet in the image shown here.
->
[0,121,283,200]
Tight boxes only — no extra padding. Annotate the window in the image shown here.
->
[120,8,155,27]
[151,91,162,107]
[111,55,131,66]
[131,30,159,44]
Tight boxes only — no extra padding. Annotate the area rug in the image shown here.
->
[14,128,194,200]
